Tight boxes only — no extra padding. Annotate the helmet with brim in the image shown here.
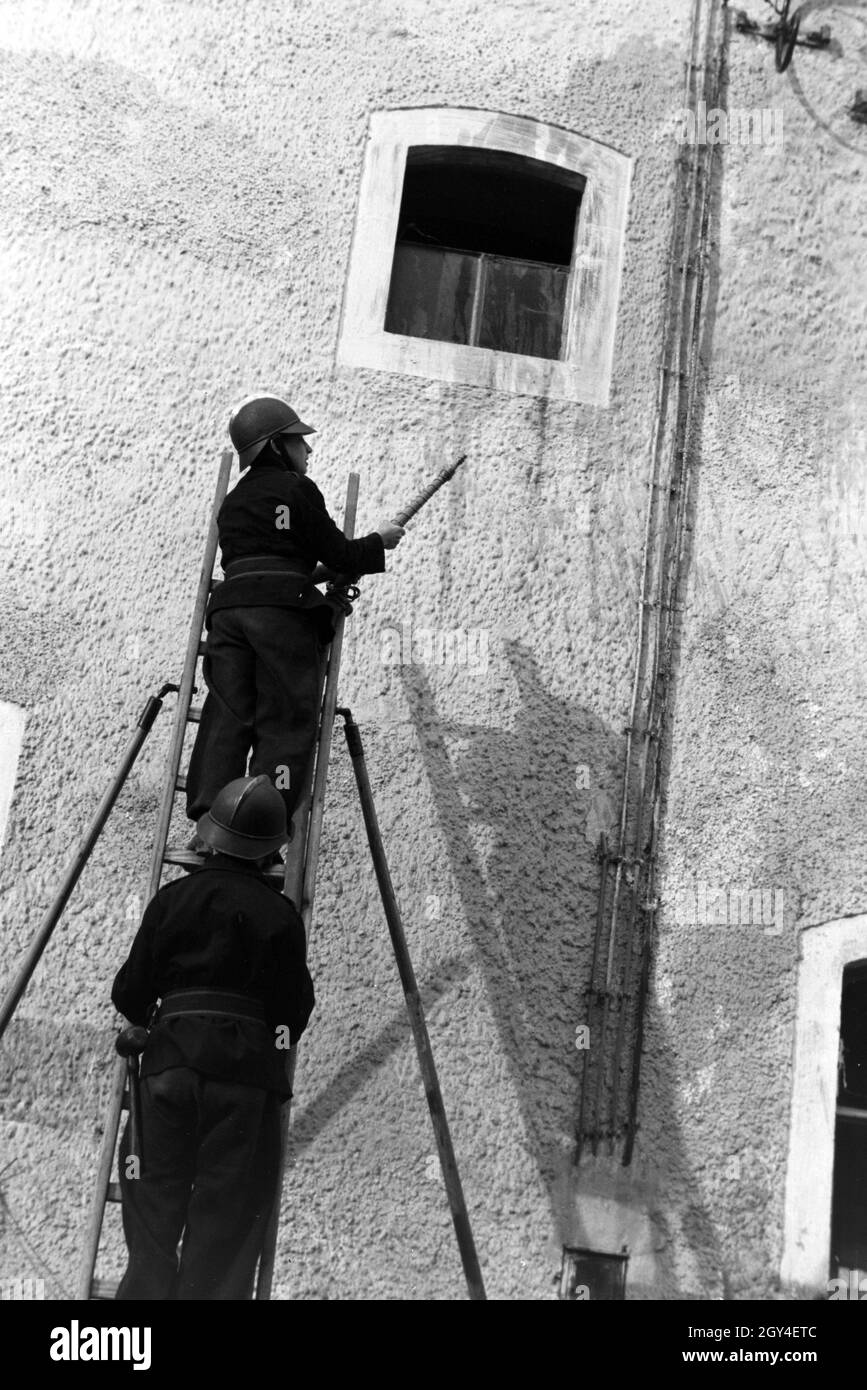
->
[229,394,315,470]
[197,775,288,858]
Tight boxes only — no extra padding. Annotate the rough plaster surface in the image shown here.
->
[0,0,864,1300]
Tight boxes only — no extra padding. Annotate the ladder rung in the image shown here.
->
[187,706,203,723]
[90,1276,120,1300]
[106,1182,122,1203]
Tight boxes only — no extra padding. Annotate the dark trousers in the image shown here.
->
[116,1068,281,1301]
[186,605,323,827]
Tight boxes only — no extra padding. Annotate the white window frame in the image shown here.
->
[337,108,632,406]
[781,914,867,1291]
[0,701,25,854]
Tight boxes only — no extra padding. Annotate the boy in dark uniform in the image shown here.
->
[185,394,405,840]
[113,775,313,1300]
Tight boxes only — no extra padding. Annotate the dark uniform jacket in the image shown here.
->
[112,856,314,1099]
[207,463,386,629]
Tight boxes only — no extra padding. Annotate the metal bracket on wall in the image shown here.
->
[583,986,634,1005]
[734,3,831,74]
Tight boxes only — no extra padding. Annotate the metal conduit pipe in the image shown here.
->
[575,0,728,1158]
[582,3,707,1153]
[621,7,727,1162]
[617,0,728,1161]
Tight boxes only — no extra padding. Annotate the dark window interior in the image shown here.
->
[830,961,867,1276]
[385,146,584,361]
[394,146,583,263]
[838,962,867,1104]
[558,1245,628,1300]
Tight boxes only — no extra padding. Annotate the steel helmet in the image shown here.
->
[197,775,288,858]
[228,394,315,470]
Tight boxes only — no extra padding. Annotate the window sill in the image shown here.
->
[339,327,605,404]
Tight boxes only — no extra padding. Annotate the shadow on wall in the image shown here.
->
[289,638,624,1255]
[395,640,728,1296]
[288,952,473,1155]
[396,640,623,1234]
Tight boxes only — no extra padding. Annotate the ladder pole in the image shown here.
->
[0,685,174,1042]
[299,474,359,927]
[279,648,330,910]
[75,1055,127,1298]
[146,448,235,900]
[336,707,487,1302]
[255,473,359,1301]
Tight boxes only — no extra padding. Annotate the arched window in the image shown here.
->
[338,108,632,405]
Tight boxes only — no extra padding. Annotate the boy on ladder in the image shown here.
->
[185,394,405,853]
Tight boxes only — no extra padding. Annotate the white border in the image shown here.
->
[780,914,867,1290]
[337,108,632,405]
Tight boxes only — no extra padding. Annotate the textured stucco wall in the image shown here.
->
[0,0,863,1300]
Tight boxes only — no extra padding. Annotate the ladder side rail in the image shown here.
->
[253,689,320,1300]
[281,649,332,909]
[279,472,360,917]
[78,447,234,1299]
[298,474,359,929]
[255,473,359,1300]
[254,635,333,1297]
[75,1054,127,1297]
[147,447,235,899]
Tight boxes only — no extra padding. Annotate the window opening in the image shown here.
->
[384,146,584,361]
[830,960,867,1281]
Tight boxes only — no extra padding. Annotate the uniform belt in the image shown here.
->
[223,556,312,581]
[156,989,266,1023]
